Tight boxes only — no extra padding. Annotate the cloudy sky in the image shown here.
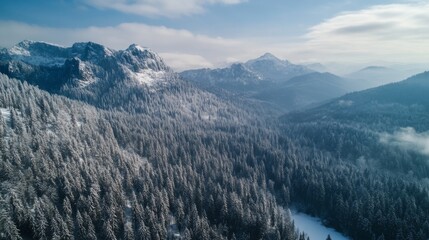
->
[1,0,428,71]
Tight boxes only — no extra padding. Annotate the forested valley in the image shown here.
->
[1,41,429,240]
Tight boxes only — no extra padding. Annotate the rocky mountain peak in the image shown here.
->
[0,41,174,91]
[119,44,169,72]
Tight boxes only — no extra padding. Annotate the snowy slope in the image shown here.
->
[291,211,349,240]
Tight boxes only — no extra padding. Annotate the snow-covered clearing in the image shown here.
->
[291,211,349,240]
[0,108,11,123]
[134,69,166,87]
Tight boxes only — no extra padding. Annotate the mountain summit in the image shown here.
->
[251,52,283,62]
[244,53,312,81]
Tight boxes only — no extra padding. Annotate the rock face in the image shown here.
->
[0,40,172,92]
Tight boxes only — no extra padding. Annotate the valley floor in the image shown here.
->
[291,210,349,240]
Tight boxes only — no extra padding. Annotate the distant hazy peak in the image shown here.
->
[246,52,290,65]
[242,53,312,82]
[359,66,389,71]
[258,53,282,61]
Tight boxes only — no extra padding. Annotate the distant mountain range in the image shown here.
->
[254,72,351,111]
[181,53,362,113]
[288,71,429,128]
[7,41,416,115]
[344,65,425,89]
[181,53,313,86]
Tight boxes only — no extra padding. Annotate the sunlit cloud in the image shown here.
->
[80,0,247,17]
[297,2,429,63]
[160,53,214,71]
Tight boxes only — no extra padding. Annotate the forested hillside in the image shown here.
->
[1,40,429,240]
[0,73,299,239]
[280,72,429,239]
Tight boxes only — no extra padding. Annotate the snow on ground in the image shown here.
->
[75,61,99,87]
[133,45,148,52]
[1,108,13,139]
[0,108,11,123]
[9,45,31,56]
[168,214,181,239]
[133,69,166,87]
[291,211,349,240]
[76,121,83,127]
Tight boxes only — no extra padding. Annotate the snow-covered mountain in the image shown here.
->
[180,63,263,93]
[243,53,313,81]
[180,54,356,113]
[181,53,313,87]
[0,40,266,119]
[0,40,172,91]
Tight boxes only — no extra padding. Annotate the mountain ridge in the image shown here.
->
[181,55,356,113]
[284,71,429,131]
[0,40,171,89]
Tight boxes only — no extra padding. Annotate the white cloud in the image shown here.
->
[160,53,213,70]
[1,2,429,71]
[295,2,429,63]
[0,21,252,70]
[380,127,429,156]
[80,0,246,17]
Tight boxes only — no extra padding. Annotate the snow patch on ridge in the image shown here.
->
[9,45,31,56]
[133,69,167,87]
[131,44,148,52]
[75,61,99,87]
[7,41,67,67]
